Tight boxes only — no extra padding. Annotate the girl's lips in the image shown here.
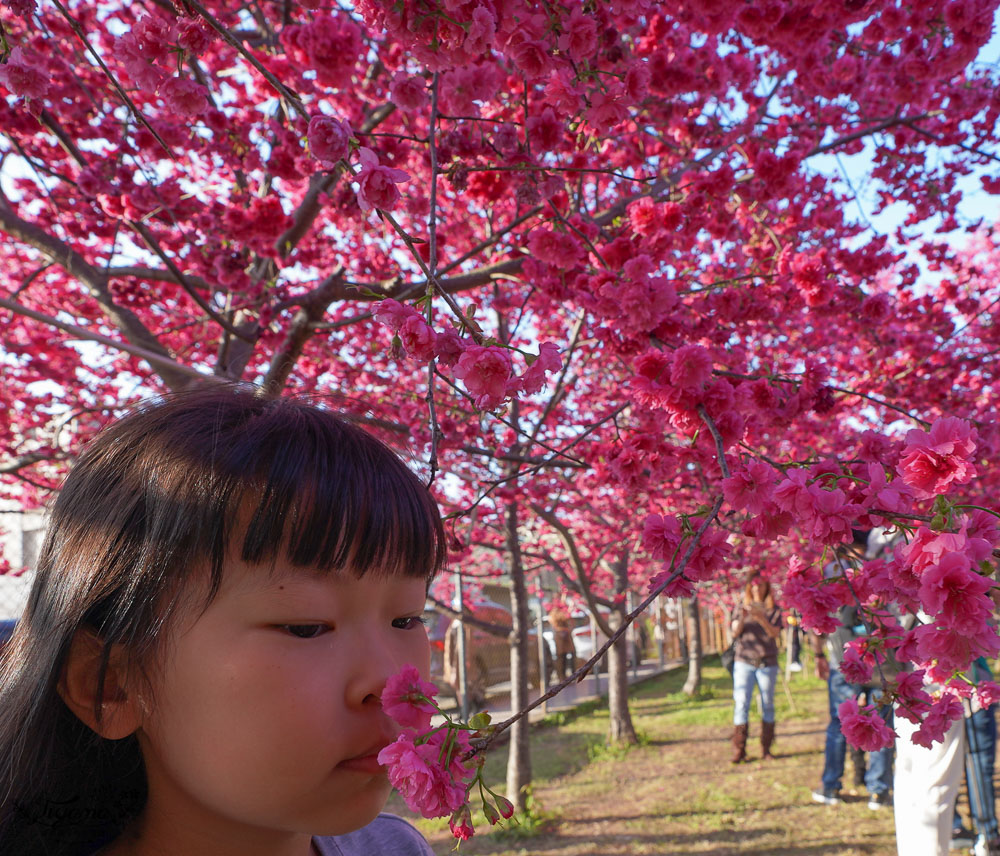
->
[337,736,394,774]
[337,752,387,775]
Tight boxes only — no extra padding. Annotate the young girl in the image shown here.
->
[0,386,445,856]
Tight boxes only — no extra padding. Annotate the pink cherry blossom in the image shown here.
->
[642,513,682,561]
[557,9,598,62]
[977,681,1000,709]
[399,316,437,361]
[381,664,438,731]
[355,147,410,212]
[0,47,49,98]
[897,416,978,500]
[389,73,429,112]
[915,621,1000,674]
[377,733,469,817]
[892,670,934,724]
[465,7,497,55]
[308,115,353,166]
[452,345,514,410]
[433,329,465,367]
[838,698,896,751]
[374,298,420,331]
[722,459,777,515]
[772,469,812,516]
[686,527,732,580]
[5,0,35,16]
[159,77,208,117]
[586,87,630,134]
[901,525,992,576]
[520,342,562,395]
[504,34,550,80]
[669,345,712,393]
[646,568,694,599]
[911,695,964,748]
[449,805,475,840]
[917,550,993,634]
[782,556,851,634]
[839,641,874,685]
[527,227,585,269]
[859,462,908,513]
[526,106,563,151]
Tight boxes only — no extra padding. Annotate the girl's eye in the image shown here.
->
[281,624,329,639]
[392,616,428,631]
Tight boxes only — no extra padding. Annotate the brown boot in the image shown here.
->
[731,723,749,763]
[761,720,775,760]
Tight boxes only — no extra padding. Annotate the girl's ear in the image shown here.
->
[57,628,144,740]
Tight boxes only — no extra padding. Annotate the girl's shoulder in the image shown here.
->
[314,813,434,856]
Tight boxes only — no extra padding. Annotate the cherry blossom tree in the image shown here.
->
[4,0,1000,836]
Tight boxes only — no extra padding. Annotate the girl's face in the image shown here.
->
[124,557,430,854]
[749,581,766,602]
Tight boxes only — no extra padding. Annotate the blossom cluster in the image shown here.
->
[112,15,213,116]
[377,665,514,840]
[641,512,733,598]
[375,299,562,410]
[3,0,1000,765]
[776,418,999,749]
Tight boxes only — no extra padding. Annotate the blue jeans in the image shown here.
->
[965,705,998,838]
[733,659,778,725]
[822,669,893,795]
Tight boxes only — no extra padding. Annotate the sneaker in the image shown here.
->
[789,661,803,672]
[972,835,1000,856]
[868,791,891,811]
[971,834,1000,856]
[812,789,841,806]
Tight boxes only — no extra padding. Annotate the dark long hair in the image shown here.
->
[0,386,445,855]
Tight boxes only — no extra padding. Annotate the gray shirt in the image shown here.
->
[315,814,434,856]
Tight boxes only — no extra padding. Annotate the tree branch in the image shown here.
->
[126,220,252,340]
[0,452,55,476]
[273,103,396,260]
[0,197,196,390]
[258,268,345,396]
[186,0,308,119]
[0,296,214,385]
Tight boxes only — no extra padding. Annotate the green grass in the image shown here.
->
[389,652,885,856]
[469,654,825,794]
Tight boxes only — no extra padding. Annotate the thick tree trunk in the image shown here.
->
[504,502,532,812]
[682,595,703,696]
[607,605,638,745]
[606,549,637,744]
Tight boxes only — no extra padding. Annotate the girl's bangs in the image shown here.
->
[219,405,445,581]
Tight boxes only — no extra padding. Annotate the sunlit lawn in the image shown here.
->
[389,654,904,855]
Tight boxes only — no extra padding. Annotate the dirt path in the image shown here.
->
[391,660,909,855]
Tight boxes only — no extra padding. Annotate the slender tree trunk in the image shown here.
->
[607,550,637,745]
[504,501,532,811]
[682,594,703,696]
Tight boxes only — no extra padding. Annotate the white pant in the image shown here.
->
[894,711,965,856]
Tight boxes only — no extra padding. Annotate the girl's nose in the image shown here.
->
[349,640,401,708]
[347,629,430,709]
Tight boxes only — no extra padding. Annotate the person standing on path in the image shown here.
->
[730,574,783,763]
[810,537,894,811]
[548,602,576,681]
